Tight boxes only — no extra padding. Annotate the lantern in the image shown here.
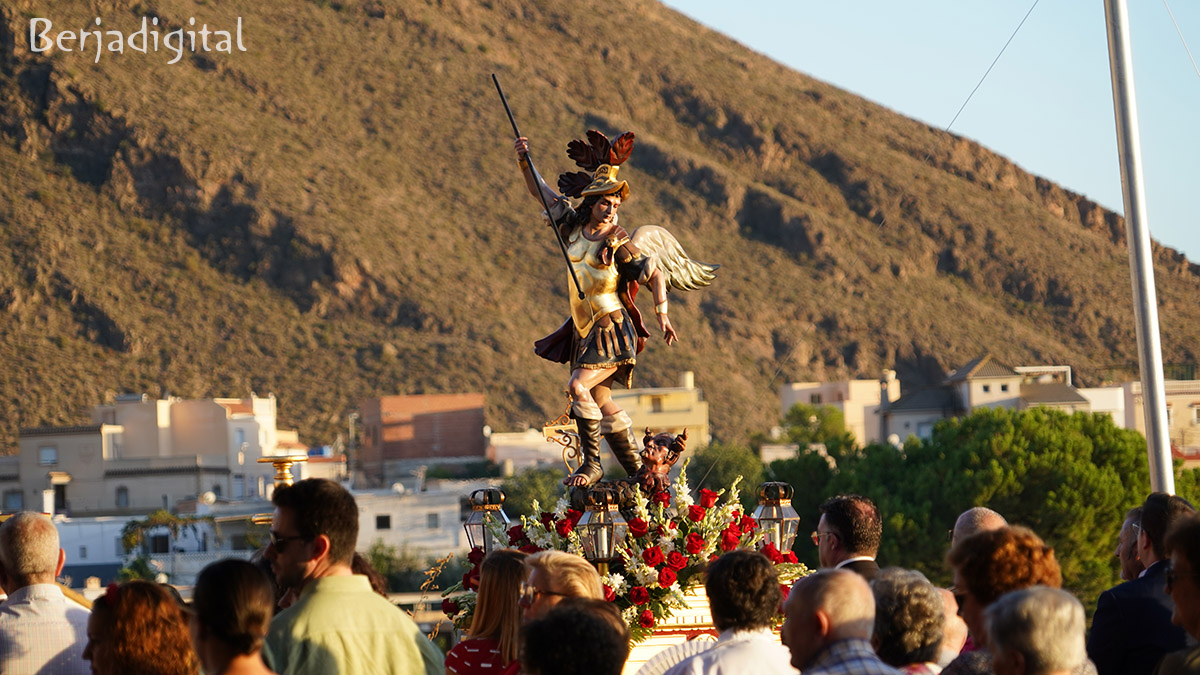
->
[753,482,800,552]
[577,486,628,575]
[463,487,510,554]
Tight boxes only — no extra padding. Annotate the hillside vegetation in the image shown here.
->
[1,0,1197,449]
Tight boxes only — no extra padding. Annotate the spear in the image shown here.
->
[492,73,585,300]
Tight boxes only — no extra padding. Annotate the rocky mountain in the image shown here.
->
[1,0,1196,449]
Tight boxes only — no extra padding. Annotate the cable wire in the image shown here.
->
[1162,0,1200,81]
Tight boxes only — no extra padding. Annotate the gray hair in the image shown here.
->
[871,568,944,667]
[0,512,60,586]
[986,586,1086,674]
[794,569,875,641]
[952,507,1007,546]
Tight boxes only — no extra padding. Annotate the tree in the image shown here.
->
[501,466,570,519]
[365,539,469,593]
[783,403,857,453]
[687,442,764,512]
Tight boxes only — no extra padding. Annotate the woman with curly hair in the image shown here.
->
[445,549,527,675]
[943,525,1094,675]
[190,559,275,675]
[83,580,197,675]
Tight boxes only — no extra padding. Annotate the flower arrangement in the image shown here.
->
[441,460,810,641]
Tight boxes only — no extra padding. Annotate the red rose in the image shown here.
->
[519,543,543,554]
[740,515,758,532]
[720,529,740,551]
[540,512,556,530]
[639,609,655,628]
[442,598,459,616]
[566,509,584,526]
[628,517,649,538]
[658,566,677,587]
[783,550,798,564]
[643,545,665,567]
[556,518,575,537]
[604,585,617,602]
[668,521,677,530]
[725,522,743,539]
[780,583,791,602]
[687,505,707,522]
[507,525,526,546]
[761,542,784,564]
[462,568,480,591]
[630,586,650,605]
[666,551,688,570]
[699,488,720,509]
[652,491,671,508]
[685,532,705,554]
[467,546,485,566]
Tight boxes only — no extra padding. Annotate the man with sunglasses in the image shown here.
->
[262,478,444,675]
[1088,492,1195,675]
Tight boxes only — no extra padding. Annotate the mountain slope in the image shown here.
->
[1,0,1196,449]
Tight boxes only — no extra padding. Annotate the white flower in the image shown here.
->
[554,496,569,515]
[603,573,627,594]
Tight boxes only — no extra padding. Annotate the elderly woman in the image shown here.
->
[518,550,603,622]
[943,526,1095,675]
[871,567,945,674]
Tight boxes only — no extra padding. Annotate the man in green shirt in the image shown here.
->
[263,478,444,675]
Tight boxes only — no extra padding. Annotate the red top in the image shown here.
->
[445,638,517,675]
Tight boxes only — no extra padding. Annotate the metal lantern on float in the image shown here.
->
[577,485,628,575]
[463,487,510,554]
[753,482,800,552]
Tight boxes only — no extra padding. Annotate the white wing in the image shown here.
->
[629,225,719,291]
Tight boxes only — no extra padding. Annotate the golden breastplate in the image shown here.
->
[566,228,623,337]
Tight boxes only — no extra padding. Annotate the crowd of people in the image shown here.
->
[1,480,1199,675]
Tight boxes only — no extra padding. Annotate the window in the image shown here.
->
[212,484,222,498]
[810,393,823,404]
[39,446,57,466]
[427,513,440,530]
[150,534,170,554]
[651,396,664,413]
[116,487,129,508]
[235,429,245,447]
[3,490,22,511]
[79,546,87,560]
[233,475,245,499]
[1001,384,1009,392]
[115,537,124,557]
[376,515,392,530]
[917,422,935,440]
[1192,405,1199,423]
[982,385,991,393]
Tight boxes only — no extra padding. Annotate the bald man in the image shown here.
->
[951,507,1008,549]
[0,512,90,674]
[781,569,902,674]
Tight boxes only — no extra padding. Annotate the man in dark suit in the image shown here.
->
[1087,492,1195,675]
[814,494,882,581]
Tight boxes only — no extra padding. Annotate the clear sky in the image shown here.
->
[661,0,1198,262]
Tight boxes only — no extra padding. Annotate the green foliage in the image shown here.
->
[117,555,160,582]
[783,403,856,451]
[501,466,569,519]
[807,407,1151,604]
[687,442,763,512]
[365,539,469,593]
[120,510,214,554]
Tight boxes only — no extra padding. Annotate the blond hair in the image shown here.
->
[525,550,603,599]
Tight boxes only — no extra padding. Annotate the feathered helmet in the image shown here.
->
[557,130,635,201]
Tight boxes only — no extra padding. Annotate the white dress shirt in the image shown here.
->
[0,583,91,675]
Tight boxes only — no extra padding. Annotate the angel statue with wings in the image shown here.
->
[514,130,718,488]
